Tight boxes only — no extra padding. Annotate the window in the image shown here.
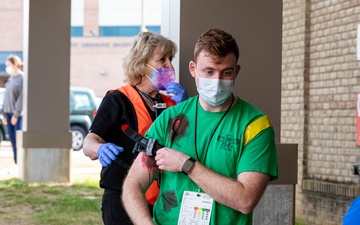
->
[73,92,92,110]
[71,27,83,37]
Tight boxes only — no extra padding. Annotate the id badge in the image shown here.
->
[177,191,214,225]
[153,103,166,109]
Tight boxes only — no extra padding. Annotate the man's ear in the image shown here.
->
[189,61,196,78]
[235,64,241,77]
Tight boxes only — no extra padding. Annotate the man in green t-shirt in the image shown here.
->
[122,28,278,225]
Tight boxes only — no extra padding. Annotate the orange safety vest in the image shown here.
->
[117,85,176,205]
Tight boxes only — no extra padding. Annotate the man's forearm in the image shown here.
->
[122,179,154,225]
[122,152,158,224]
[188,161,269,214]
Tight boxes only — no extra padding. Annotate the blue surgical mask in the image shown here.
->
[195,69,234,106]
[146,64,176,90]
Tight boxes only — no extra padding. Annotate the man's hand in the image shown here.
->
[97,143,124,166]
[166,82,188,104]
[155,148,189,172]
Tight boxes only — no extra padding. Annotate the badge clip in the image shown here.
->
[153,103,166,109]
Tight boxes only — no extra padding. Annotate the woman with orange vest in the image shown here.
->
[83,31,188,225]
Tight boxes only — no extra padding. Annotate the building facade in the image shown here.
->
[282,0,360,224]
[0,0,161,97]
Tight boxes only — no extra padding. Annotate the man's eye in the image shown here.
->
[204,70,214,75]
[223,70,236,77]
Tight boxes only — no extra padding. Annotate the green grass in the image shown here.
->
[295,219,308,225]
[0,178,103,225]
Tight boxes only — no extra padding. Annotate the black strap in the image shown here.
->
[122,124,163,156]
[113,156,130,170]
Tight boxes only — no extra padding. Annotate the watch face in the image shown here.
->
[183,161,192,172]
[182,159,195,173]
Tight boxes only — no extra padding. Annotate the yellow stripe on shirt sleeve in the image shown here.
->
[243,115,272,146]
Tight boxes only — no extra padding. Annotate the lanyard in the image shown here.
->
[134,86,164,119]
[194,94,234,165]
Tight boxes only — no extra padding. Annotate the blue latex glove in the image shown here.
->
[97,143,124,166]
[165,82,188,104]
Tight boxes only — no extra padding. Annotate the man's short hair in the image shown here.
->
[194,28,239,62]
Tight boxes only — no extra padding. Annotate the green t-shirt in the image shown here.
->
[145,96,278,225]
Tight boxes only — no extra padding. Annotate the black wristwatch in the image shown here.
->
[181,157,196,175]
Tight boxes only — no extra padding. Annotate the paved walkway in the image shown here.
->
[0,141,102,182]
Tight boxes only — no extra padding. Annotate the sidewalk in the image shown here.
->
[0,141,102,182]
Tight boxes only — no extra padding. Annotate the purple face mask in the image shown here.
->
[146,64,176,90]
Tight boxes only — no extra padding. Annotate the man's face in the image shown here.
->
[189,50,241,88]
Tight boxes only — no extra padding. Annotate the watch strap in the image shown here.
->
[188,157,196,163]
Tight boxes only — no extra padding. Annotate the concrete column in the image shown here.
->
[162,0,282,140]
[253,144,298,225]
[18,0,72,183]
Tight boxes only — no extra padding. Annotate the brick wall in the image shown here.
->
[83,0,99,37]
[282,0,360,224]
[0,0,133,98]
[282,0,309,220]
[70,36,133,97]
[0,0,23,51]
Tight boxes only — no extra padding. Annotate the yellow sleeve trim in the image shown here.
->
[243,115,272,146]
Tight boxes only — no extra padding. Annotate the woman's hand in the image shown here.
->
[10,116,18,126]
[2,117,7,126]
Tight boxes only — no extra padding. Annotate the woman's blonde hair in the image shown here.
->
[122,31,177,85]
[6,55,23,70]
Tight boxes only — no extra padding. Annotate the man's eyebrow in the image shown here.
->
[219,67,236,74]
[201,66,235,72]
[202,67,215,71]
[202,66,214,70]
[223,67,235,71]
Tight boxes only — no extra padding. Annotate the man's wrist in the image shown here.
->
[181,157,196,175]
